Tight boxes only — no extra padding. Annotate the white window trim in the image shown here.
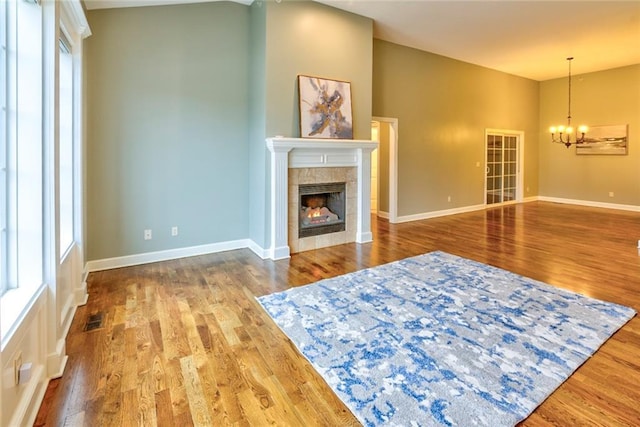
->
[60,0,91,39]
[57,0,90,265]
[1,0,90,347]
[1,0,45,346]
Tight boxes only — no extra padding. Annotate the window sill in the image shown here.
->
[1,283,46,350]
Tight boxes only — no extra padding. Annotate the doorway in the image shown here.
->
[485,129,524,205]
[371,117,398,222]
[371,121,380,214]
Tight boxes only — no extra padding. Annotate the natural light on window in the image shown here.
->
[1,0,45,341]
[0,0,8,298]
[59,37,74,255]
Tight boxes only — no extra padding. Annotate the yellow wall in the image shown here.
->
[373,39,540,217]
[539,64,640,206]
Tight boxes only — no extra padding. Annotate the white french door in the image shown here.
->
[485,130,522,205]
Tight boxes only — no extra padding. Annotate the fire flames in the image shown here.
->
[301,206,338,226]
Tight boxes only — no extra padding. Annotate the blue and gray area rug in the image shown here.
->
[257,251,636,426]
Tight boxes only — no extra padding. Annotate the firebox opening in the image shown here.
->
[299,182,346,238]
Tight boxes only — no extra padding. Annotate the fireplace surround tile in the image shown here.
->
[298,168,316,185]
[288,167,355,254]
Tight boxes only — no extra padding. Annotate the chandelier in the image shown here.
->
[550,57,588,148]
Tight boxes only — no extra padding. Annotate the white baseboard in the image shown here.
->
[76,281,88,306]
[84,197,639,273]
[538,196,640,212]
[9,364,47,427]
[376,210,390,219]
[47,340,69,379]
[85,239,268,273]
[247,240,270,259]
[391,197,638,226]
[269,245,291,261]
[357,231,374,243]
[395,204,486,223]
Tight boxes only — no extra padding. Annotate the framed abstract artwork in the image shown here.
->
[576,124,628,155]
[298,75,353,139]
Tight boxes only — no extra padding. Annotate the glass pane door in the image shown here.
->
[503,136,517,202]
[486,132,519,205]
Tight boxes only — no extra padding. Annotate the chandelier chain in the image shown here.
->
[567,57,572,126]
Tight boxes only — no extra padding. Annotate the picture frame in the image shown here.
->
[298,75,353,139]
[576,124,628,155]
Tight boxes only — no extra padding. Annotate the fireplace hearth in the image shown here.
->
[299,182,346,238]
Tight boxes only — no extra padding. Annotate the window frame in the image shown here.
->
[58,29,74,256]
[1,0,46,343]
[0,0,9,296]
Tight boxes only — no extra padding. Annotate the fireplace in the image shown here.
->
[299,182,346,238]
[288,167,356,254]
[266,137,378,260]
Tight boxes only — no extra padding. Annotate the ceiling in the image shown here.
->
[84,0,640,81]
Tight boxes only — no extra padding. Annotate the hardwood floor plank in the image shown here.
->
[236,388,272,426]
[137,322,158,427]
[101,323,124,416]
[180,355,214,426]
[154,388,175,427]
[120,388,140,427]
[165,356,191,421]
[207,329,248,424]
[35,202,640,426]
[121,326,138,392]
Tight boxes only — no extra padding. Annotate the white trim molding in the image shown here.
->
[60,0,91,39]
[81,197,639,275]
[396,204,487,224]
[538,196,640,212]
[484,128,525,203]
[84,239,259,272]
[372,116,399,223]
[247,240,270,260]
[266,137,378,260]
[391,197,638,225]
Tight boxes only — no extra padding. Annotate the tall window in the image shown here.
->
[1,0,44,322]
[59,34,73,254]
[1,0,8,296]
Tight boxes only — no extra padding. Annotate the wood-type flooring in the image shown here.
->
[35,202,640,426]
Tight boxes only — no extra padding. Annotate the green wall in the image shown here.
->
[248,1,268,248]
[248,0,373,248]
[539,64,640,205]
[84,2,250,260]
[372,39,540,217]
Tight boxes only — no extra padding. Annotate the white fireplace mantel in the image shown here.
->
[266,137,378,260]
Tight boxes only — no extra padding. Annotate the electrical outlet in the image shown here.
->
[14,352,22,386]
[18,362,32,384]
[171,226,178,236]
[144,229,152,240]
[609,191,614,198]
[447,196,451,202]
